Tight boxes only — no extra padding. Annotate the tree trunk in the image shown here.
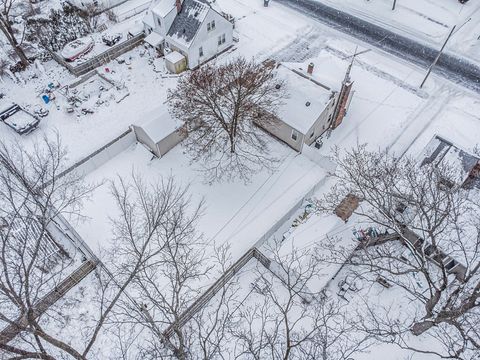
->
[0,22,29,67]
[411,320,435,335]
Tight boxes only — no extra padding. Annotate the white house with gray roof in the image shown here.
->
[143,0,234,71]
[256,63,345,153]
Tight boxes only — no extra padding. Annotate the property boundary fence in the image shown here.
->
[56,128,135,180]
[51,33,145,77]
[254,174,331,249]
[0,259,97,344]
[163,247,271,339]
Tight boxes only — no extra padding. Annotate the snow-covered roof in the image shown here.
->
[420,135,480,186]
[166,0,210,48]
[144,32,164,47]
[165,50,185,64]
[283,53,346,92]
[276,64,335,134]
[152,0,176,17]
[139,108,181,143]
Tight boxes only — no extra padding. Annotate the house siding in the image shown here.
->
[187,9,233,68]
[304,96,337,146]
[255,117,304,152]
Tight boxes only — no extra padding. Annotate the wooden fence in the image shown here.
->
[51,33,145,77]
[0,259,97,344]
[163,247,271,339]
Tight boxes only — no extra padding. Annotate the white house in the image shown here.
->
[256,63,354,153]
[143,0,234,71]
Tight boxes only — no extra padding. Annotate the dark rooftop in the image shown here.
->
[167,0,210,47]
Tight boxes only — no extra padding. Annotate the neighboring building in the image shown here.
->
[256,62,354,153]
[143,0,234,71]
[131,109,185,157]
[420,135,480,189]
[68,0,126,11]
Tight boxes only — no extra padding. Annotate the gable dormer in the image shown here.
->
[151,0,179,36]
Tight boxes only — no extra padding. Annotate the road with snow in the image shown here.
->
[276,0,480,92]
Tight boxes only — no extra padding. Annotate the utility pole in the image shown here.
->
[420,25,456,88]
[420,16,471,89]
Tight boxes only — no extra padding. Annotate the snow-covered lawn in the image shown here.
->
[71,139,326,263]
[314,0,480,63]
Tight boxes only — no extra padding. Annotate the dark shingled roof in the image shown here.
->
[167,0,210,47]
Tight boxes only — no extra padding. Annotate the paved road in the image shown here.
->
[276,0,480,92]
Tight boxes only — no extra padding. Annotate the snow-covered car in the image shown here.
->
[61,37,94,61]
[102,33,122,47]
[32,105,49,118]
[0,103,40,135]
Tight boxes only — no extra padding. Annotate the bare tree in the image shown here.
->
[168,57,286,183]
[0,0,29,66]
[83,3,100,31]
[230,244,371,359]
[0,135,97,359]
[96,174,209,360]
[0,138,210,360]
[320,145,480,359]
[187,246,241,360]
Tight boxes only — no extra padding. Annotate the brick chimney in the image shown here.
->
[307,62,314,75]
[176,0,182,13]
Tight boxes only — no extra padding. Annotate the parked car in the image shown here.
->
[102,33,122,47]
[0,101,40,135]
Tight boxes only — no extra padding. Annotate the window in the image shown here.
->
[309,130,315,139]
[199,47,204,57]
[157,17,161,27]
[291,130,298,141]
[207,20,216,31]
[218,34,226,45]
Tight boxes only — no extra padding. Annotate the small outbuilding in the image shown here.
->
[131,109,185,158]
[165,51,187,74]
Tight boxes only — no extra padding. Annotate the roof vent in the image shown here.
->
[275,84,281,89]
[306,101,311,107]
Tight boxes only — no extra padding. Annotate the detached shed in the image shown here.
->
[165,51,187,74]
[132,110,185,158]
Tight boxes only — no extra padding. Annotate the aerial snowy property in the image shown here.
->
[1,0,479,359]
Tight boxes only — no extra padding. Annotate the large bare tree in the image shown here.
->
[230,244,372,360]
[0,138,211,359]
[168,57,286,183]
[320,146,480,359]
[0,135,97,359]
[0,0,29,66]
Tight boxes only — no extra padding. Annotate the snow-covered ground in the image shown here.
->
[314,0,480,64]
[0,46,178,163]
[70,140,326,262]
[2,0,480,358]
